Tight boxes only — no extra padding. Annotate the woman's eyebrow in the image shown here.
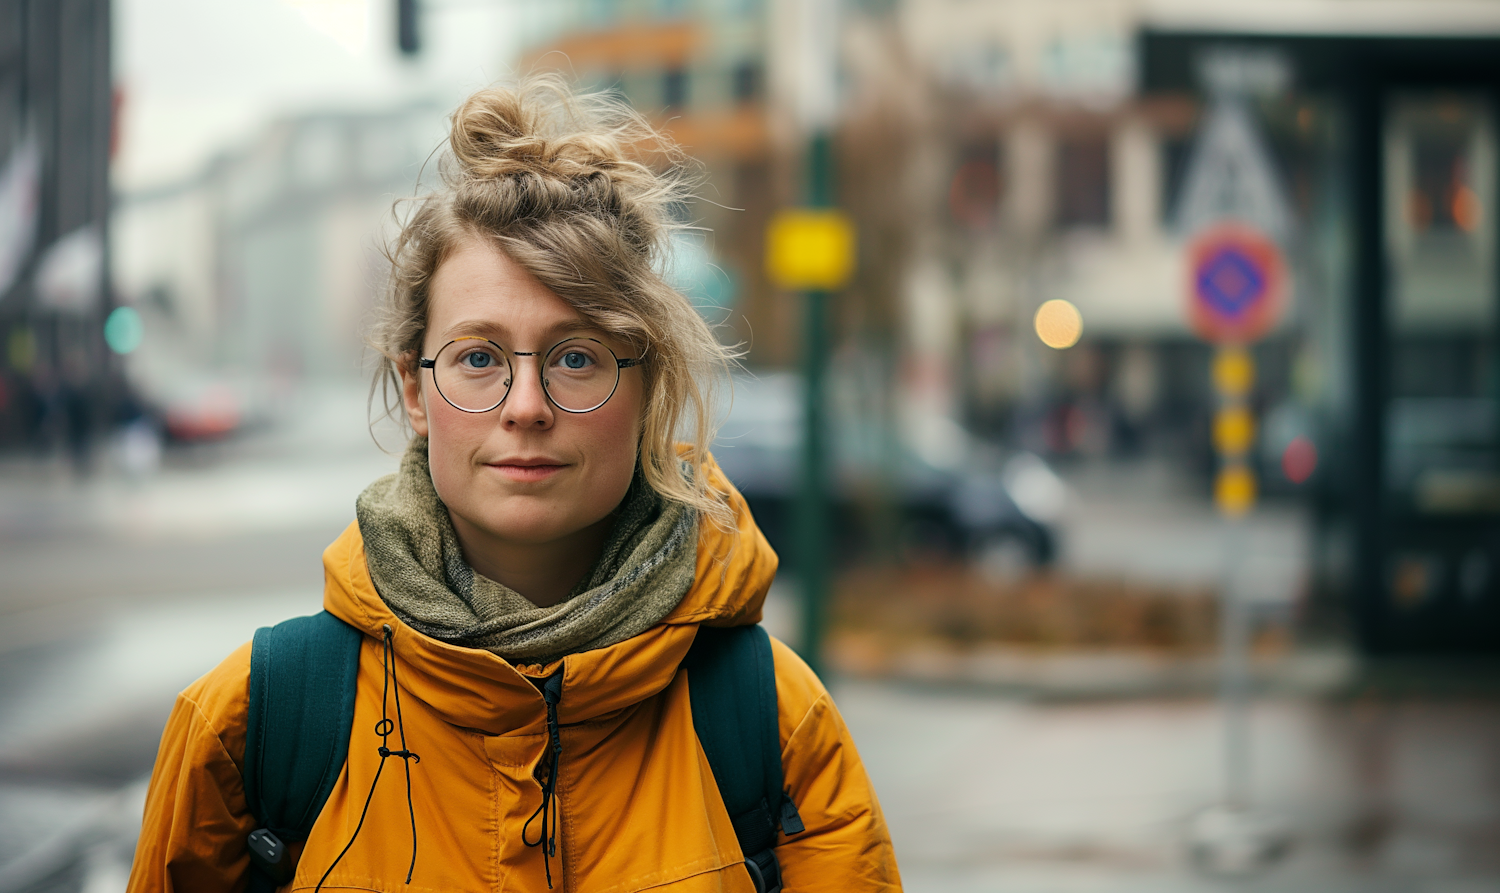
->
[442,320,506,340]
[441,319,603,341]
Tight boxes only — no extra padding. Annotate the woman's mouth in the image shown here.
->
[490,461,567,482]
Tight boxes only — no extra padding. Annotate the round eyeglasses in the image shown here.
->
[419,336,642,414]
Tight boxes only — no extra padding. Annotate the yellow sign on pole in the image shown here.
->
[765,210,855,291]
[1215,463,1257,517]
[1211,346,1258,517]
[1212,405,1257,456]
[1212,347,1255,398]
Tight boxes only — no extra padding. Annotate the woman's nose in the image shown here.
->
[499,357,554,427]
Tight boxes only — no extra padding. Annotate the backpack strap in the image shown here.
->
[243,611,363,892]
[683,625,805,893]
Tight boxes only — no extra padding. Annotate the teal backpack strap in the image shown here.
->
[243,611,363,892]
[684,625,805,893]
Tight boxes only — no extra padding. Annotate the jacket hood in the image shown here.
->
[320,451,778,735]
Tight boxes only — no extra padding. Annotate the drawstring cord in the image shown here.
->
[522,671,565,889]
[315,625,421,891]
[381,624,422,884]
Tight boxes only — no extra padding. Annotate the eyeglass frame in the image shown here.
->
[418,335,644,415]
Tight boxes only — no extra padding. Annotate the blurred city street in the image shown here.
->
[0,384,395,891]
[0,382,1497,892]
[5,0,1500,890]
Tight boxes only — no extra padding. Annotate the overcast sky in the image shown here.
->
[113,0,525,192]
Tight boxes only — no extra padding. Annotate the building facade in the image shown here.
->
[0,0,113,456]
[110,102,445,437]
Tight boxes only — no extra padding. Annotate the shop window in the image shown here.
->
[1410,123,1478,234]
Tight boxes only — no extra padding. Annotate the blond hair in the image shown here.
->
[370,75,737,528]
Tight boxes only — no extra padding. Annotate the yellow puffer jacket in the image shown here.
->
[127,461,902,892]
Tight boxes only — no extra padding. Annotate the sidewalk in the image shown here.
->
[835,679,1500,892]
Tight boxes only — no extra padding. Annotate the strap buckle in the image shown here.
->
[744,849,782,893]
[248,828,295,886]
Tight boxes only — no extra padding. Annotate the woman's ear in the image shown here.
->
[398,356,430,438]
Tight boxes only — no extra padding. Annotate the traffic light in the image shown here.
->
[397,0,419,56]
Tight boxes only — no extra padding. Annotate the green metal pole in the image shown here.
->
[797,133,835,676]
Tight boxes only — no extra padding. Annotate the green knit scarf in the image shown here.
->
[355,437,698,663]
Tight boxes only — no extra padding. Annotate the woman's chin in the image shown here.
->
[453,504,605,551]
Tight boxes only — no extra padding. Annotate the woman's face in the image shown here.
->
[400,239,643,559]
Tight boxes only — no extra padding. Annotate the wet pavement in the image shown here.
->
[843,685,1500,892]
[0,383,393,892]
[1,381,1497,892]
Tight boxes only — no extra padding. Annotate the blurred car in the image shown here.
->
[118,300,274,443]
[710,372,1060,573]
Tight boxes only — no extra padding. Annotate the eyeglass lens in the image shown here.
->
[431,337,622,413]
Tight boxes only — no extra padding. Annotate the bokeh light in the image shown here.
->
[1282,435,1318,484]
[104,306,143,355]
[1034,299,1083,349]
[1453,184,1482,232]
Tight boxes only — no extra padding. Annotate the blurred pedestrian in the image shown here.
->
[127,75,901,893]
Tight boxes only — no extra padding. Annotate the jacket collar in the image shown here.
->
[320,455,778,735]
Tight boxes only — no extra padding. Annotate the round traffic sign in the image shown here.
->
[1186,223,1286,345]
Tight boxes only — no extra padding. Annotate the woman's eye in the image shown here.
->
[461,351,496,369]
[558,351,594,370]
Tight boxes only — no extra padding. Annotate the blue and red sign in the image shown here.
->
[1186,223,1287,345]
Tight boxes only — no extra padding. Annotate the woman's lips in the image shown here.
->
[490,462,566,482]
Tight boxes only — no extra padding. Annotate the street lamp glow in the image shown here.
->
[1034,299,1083,349]
[105,306,143,355]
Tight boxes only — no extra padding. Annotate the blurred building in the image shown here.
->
[1136,24,1500,654]
[514,0,1245,462]
[893,1,1500,655]
[890,0,1500,656]
[0,0,114,456]
[520,0,780,360]
[111,102,444,438]
[517,0,1500,656]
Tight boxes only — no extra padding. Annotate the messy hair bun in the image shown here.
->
[448,81,674,250]
[371,74,738,529]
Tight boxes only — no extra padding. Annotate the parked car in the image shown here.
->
[710,372,1060,573]
[120,309,271,443]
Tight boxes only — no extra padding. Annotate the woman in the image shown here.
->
[127,77,901,892]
